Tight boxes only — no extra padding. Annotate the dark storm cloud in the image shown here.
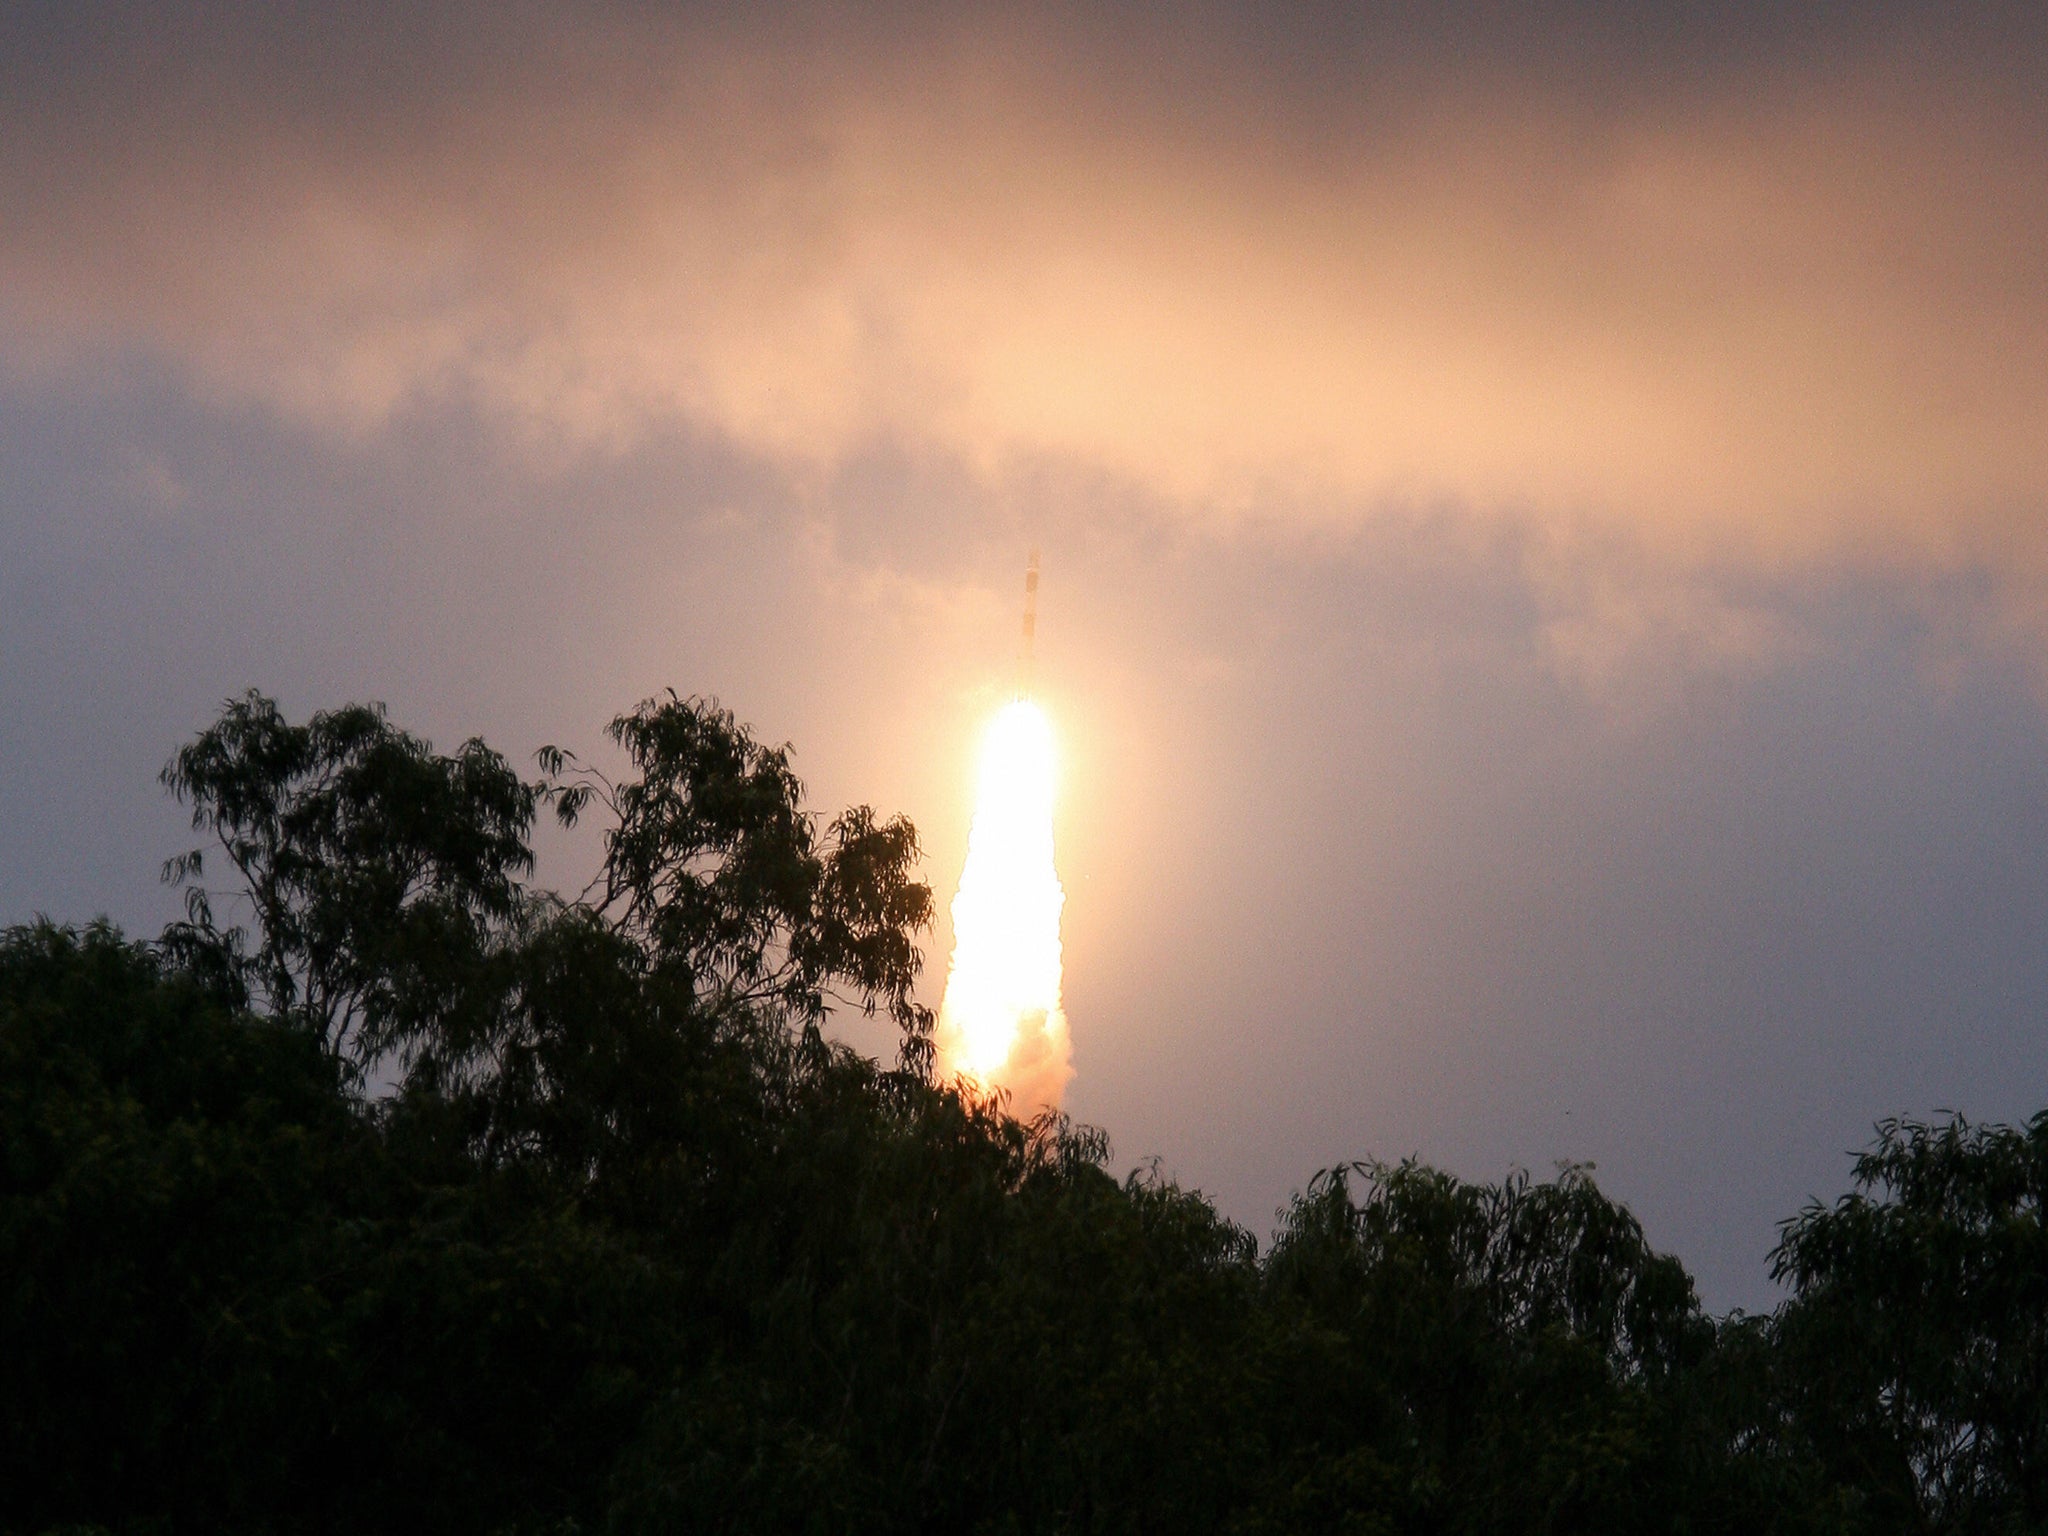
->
[5,1,2048,614]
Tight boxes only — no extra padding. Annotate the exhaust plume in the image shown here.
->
[934,559,1071,1112]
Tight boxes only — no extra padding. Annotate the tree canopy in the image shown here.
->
[2,690,2043,1535]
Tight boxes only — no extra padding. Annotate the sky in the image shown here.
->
[5,0,2048,1312]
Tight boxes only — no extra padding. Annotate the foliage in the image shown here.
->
[3,690,2043,1534]
[159,691,538,1079]
[1257,1159,1717,1534]
[1771,1114,2048,1533]
[544,694,934,1069]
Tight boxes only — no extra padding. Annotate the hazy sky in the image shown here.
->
[6,1,2048,1311]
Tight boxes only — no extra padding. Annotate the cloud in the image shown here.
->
[4,4,2045,607]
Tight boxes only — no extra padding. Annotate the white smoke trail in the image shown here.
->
[934,698,1072,1113]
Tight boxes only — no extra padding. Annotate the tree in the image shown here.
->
[161,691,936,1097]
[0,920,364,1530]
[160,691,538,1082]
[543,691,934,1071]
[1259,1160,1714,1534]
[16,686,2043,1535]
[1772,1113,2048,1534]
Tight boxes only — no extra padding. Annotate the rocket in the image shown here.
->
[1016,550,1039,699]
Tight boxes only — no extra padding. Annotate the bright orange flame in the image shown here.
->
[934,698,1072,1112]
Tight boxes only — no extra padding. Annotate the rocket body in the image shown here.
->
[1017,550,1039,699]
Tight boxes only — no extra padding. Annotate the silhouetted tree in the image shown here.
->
[2,688,2040,1536]
[160,692,538,1080]
[544,693,933,1069]
[1773,1113,2048,1534]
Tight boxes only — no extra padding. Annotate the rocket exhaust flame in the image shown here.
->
[934,557,1072,1112]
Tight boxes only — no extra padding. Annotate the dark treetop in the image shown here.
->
[3,692,2043,1535]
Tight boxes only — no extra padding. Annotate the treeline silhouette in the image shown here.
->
[3,692,2043,1535]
